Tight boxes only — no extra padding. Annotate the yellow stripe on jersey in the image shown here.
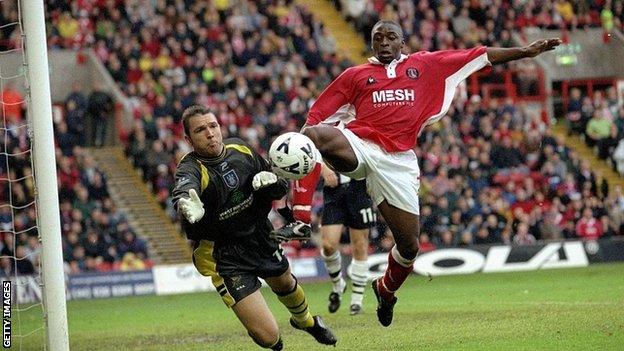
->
[225,144,252,157]
[199,163,210,192]
[193,240,235,307]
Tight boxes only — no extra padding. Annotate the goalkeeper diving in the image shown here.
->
[172,105,337,350]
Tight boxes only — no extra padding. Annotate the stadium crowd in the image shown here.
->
[0,97,151,276]
[1,0,621,276]
[565,86,624,175]
[45,0,354,237]
[335,0,624,52]
[1,0,152,274]
[43,0,624,256]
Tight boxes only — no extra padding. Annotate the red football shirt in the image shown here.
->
[307,46,491,152]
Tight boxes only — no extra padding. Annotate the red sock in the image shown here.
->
[291,163,321,223]
[378,249,414,301]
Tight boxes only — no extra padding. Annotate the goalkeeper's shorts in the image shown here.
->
[192,233,289,308]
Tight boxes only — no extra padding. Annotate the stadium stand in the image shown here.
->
[62,1,622,254]
[4,0,620,267]
[46,0,357,258]
[0,1,152,274]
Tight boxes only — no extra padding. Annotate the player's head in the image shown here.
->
[182,105,223,157]
[371,20,404,64]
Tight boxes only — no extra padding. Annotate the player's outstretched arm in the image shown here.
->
[487,38,562,65]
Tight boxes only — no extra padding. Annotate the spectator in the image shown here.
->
[491,136,523,169]
[1,82,24,123]
[566,88,584,134]
[513,222,537,245]
[119,252,147,271]
[575,207,604,240]
[65,100,86,146]
[87,84,114,147]
[586,109,616,158]
[15,246,35,275]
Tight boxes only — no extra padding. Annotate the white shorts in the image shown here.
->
[337,128,420,215]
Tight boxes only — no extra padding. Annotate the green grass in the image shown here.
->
[14,263,624,350]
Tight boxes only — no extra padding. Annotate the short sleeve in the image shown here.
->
[422,46,491,82]
[307,67,357,125]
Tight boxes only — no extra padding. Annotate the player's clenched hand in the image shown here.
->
[178,189,205,223]
[252,171,278,191]
[524,38,562,57]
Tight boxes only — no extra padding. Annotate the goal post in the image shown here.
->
[21,1,70,350]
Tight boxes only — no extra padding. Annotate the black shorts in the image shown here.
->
[321,179,376,229]
[193,234,289,307]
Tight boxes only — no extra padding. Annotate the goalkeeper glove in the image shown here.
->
[178,189,205,223]
[252,171,278,191]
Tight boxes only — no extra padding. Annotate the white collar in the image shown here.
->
[367,54,408,65]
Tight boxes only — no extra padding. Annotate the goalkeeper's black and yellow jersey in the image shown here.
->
[172,138,288,242]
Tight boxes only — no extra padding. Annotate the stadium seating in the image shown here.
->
[53,0,622,255]
[26,0,624,265]
[48,0,355,258]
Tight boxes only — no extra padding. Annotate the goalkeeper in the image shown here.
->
[172,106,337,350]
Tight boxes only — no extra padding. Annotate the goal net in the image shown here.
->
[1,0,69,349]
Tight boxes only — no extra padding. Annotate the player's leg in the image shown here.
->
[232,292,283,350]
[273,124,360,240]
[264,268,337,346]
[192,240,282,349]
[363,149,421,326]
[302,124,359,173]
[320,183,348,312]
[256,234,336,345]
[372,201,420,326]
[321,223,346,312]
[294,124,360,225]
[348,227,370,315]
[265,269,313,328]
[344,179,375,315]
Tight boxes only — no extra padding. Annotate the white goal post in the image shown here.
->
[21,1,70,350]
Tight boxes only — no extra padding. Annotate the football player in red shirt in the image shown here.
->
[273,20,561,327]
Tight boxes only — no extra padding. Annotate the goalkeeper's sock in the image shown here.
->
[248,332,282,350]
[292,163,321,224]
[275,279,314,328]
[269,336,283,351]
[321,249,345,293]
[378,245,414,301]
[350,259,368,306]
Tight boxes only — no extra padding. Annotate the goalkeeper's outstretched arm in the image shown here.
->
[172,156,205,223]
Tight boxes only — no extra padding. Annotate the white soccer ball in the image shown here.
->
[269,132,318,180]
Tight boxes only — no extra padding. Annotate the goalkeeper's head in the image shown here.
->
[182,105,224,157]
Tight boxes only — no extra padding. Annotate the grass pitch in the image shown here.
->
[16,263,624,350]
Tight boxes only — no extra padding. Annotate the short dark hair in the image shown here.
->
[182,105,213,136]
[371,20,404,40]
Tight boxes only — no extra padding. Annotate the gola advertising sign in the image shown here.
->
[365,241,598,278]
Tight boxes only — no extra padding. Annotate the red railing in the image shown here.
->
[468,68,547,106]
[561,78,618,113]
